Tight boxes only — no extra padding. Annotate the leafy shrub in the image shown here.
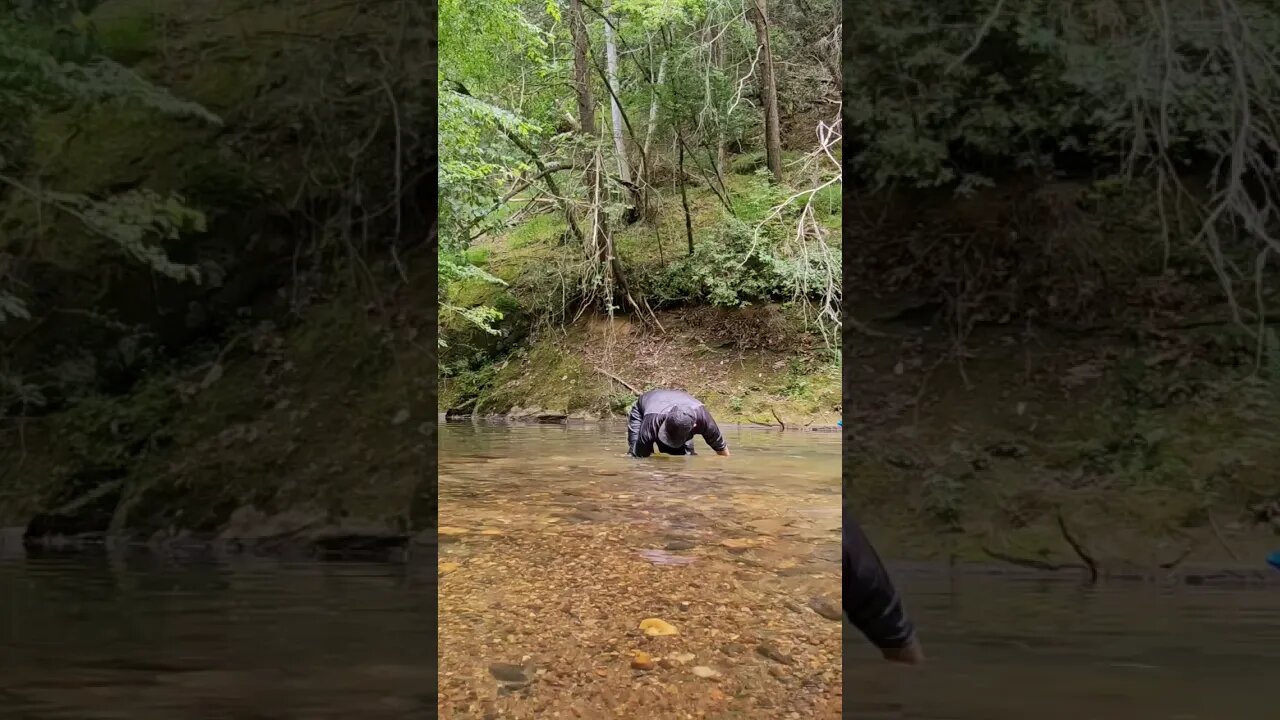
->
[643,216,840,308]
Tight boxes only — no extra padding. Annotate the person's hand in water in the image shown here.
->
[880,636,924,664]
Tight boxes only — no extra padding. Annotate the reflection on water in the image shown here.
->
[438,422,843,718]
[0,557,435,718]
[846,568,1280,719]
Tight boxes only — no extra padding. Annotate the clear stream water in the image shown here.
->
[1,423,1276,719]
[0,558,435,719]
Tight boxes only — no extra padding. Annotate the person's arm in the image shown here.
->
[627,402,643,456]
[697,408,729,456]
[631,415,656,458]
[844,513,922,663]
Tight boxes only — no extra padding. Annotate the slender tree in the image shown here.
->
[748,0,782,183]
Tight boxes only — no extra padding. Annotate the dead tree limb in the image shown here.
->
[1056,511,1100,583]
[593,366,642,395]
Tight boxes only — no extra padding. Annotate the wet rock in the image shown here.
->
[638,549,697,566]
[756,642,795,665]
[807,596,842,622]
[986,441,1029,458]
[691,666,721,679]
[665,539,697,551]
[748,518,792,535]
[488,662,534,685]
[884,453,916,469]
[720,642,746,656]
[630,652,655,670]
[720,538,762,554]
[439,562,461,575]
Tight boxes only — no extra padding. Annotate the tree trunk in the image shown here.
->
[568,0,596,136]
[567,0,646,322]
[642,39,667,220]
[677,127,694,255]
[748,0,782,183]
[604,0,630,184]
[712,26,727,178]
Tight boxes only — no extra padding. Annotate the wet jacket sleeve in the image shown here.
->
[697,408,727,452]
[844,514,916,649]
[627,402,643,455]
[629,411,655,458]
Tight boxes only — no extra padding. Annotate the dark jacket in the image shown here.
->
[627,388,727,457]
[844,511,916,649]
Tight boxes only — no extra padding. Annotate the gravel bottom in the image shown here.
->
[438,515,841,719]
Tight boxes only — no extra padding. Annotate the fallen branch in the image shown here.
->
[593,366,641,395]
[1056,511,1100,583]
[980,546,1078,572]
[1157,545,1194,571]
[770,408,786,430]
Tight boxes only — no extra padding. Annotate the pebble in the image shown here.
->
[488,662,532,685]
[756,641,796,665]
[691,666,721,679]
[807,595,842,621]
[631,652,655,670]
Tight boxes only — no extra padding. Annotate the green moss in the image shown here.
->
[93,6,157,63]
[177,58,265,113]
[483,338,608,414]
[506,213,566,249]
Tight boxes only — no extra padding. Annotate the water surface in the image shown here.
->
[846,558,1280,718]
[0,557,435,719]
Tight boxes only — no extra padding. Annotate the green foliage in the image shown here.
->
[846,0,1280,189]
[645,216,839,307]
[93,8,157,64]
[41,187,206,281]
[438,251,509,346]
[0,16,221,333]
[0,23,219,126]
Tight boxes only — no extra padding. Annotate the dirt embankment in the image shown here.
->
[440,305,841,428]
[843,310,1280,574]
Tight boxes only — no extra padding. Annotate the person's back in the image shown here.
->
[627,388,729,457]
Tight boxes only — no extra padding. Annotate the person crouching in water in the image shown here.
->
[627,388,730,458]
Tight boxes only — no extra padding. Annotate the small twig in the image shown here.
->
[947,0,1007,73]
[1056,511,1100,583]
[981,546,1077,572]
[1157,545,1194,571]
[1207,515,1240,561]
[593,366,641,395]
